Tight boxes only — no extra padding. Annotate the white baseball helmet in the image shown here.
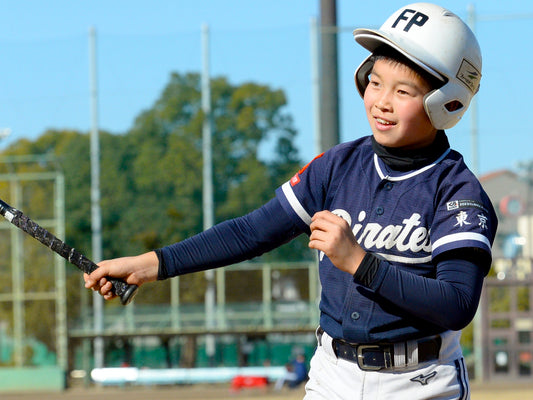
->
[353,2,481,130]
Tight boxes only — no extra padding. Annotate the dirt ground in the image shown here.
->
[0,385,304,400]
[1,381,532,400]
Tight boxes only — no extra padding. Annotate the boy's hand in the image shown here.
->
[84,251,159,300]
[309,210,365,275]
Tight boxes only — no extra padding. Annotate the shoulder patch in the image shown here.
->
[446,199,487,213]
[290,153,325,187]
[290,173,301,187]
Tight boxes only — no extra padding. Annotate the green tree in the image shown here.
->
[106,73,307,258]
[112,73,308,303]
[2,72,310,311]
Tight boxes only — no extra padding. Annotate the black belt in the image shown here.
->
[317,327,441,371]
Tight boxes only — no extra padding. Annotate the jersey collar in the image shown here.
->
[372,130,451,180]
[374,148,451,181]
[371,131,449,171]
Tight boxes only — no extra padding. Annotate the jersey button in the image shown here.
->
[351,311,360,320]
[376,207,384,215]
[384,182,393,190]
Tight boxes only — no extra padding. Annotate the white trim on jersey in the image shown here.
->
[374,149,452,181]
[281,181,313,225]
[432,232,492,253]
[375,230,491,264]
[375,252,432,264]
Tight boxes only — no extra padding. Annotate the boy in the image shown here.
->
[86,3,497,399]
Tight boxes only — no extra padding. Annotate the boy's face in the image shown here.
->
[363,59,437,149]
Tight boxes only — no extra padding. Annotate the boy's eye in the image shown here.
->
[397,87,415,96]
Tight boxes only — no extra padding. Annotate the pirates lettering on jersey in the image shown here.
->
[354,211,431,253]
[320,209,432,263]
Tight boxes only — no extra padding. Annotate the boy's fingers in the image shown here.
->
[100,281,113,295]
[87,265,109,285]
[84,268,109,289]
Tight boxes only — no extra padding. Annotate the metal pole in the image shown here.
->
[517,161,533,258]
[468,4,479,177]
[262,265,273,329]
[310,17,321,156]
[170,278,180,329]
[319,0,340,152]
[201,23,216,364]
[54,172,68,373]
[466,3,483,382]
[11,180,24,366]
[525,176,532,259]
[89,26,104,369]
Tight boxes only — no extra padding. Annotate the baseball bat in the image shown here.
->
[0,198,138,305]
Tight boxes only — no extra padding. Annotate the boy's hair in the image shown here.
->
[368,46,444,91]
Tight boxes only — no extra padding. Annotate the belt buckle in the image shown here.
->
[357,344,390,371]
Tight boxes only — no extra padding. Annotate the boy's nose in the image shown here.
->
[375,95,392,111]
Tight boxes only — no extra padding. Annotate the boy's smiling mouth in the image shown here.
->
[375,117,396,127]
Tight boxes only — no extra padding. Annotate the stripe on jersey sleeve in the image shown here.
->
[432,232,492,252]
[281,181,313,226]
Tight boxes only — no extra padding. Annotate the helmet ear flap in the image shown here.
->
[354,56,374,98]
[424,81,473,130]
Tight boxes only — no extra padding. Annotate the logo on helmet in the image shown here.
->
[391,8,429,32]
[456,59,481,93]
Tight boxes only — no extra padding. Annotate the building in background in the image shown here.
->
[479,168,533,380]
[481,169,532,279]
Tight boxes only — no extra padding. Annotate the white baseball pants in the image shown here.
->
[303,329,470,400]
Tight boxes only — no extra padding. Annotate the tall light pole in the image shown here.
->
[201,23,216,364]
[319,0,340,152]
[89,26,104,369]
[468,4,479,177]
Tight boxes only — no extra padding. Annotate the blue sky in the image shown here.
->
[0,0,531,176]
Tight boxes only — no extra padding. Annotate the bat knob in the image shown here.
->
[119,284,139,305]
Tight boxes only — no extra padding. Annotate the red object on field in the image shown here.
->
[231,375,268,390]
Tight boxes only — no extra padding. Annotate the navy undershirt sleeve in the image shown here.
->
[354,253,485,331]
[157,197,304,279]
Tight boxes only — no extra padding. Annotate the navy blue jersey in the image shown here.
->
[275,135,497,342]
